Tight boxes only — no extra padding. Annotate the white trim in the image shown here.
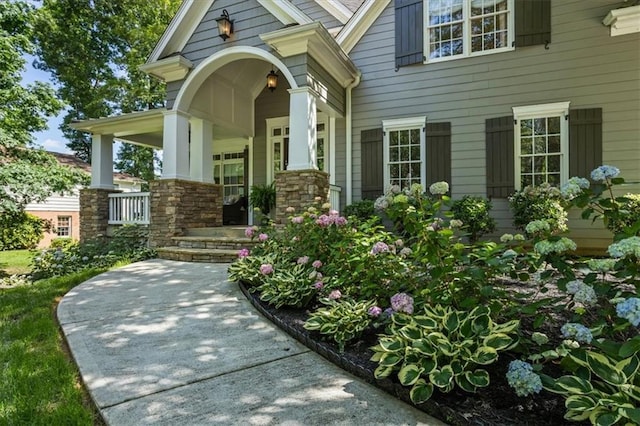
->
[314,0,353,25]
[329,116,336,185]
[423,0,514,64]
[603,5,640,37]
[382,116,427,190]
[139,55,193,82]
[266,116,290,184]
[147,0,214,63]
[256,0,313,25]
[173,46,299,112]
[337,0,391,54]
[248,137,254,226]
[512,101,570,190]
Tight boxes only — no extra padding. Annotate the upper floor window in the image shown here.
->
[425,0,514,62]
[513,102,570,189]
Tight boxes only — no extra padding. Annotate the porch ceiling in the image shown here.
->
[69,109,165,149]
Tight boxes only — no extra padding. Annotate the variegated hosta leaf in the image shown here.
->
[429,365,454,389]
[471,346,498,365]
[483,333,514,351]
[409,379,434,404]
[587,351,627,386]
[455,373,478,393]
[398,364,424,386]
[379,352,402,367]
[464,369,490,388]
[565,394,597,412]
[374,364,394,379]
[555,375,595,395]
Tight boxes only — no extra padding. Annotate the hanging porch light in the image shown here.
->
[266,68,278,92]
[215,9,233,41]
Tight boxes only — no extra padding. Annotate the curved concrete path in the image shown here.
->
[58,259,445,425]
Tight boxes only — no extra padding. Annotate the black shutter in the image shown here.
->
[515,0,551,47]
[569,108,603,180]
[395,0,423,68]
[426,122,452,192]
[361,128,384,200]
[486,116,515,198]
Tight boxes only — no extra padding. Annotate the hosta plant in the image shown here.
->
[304,299,377,352]
[370,304,519,404]
[256,263,320,309]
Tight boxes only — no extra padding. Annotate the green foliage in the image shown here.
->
[343,200,376,222]
[509,184,567,235]
[49,237,77,250]
[249,183,276,215]
[114,144,160,190]
[0,212,46,250]
[228,253,277,287]
[304,299,376,352]
[257,263,320,309]
[451,196,496,243]
[371,305,519,404]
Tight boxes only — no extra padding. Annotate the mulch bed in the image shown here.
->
[239,281,581,426]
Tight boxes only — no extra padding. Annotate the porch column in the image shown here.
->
[287,87,317,170]
[189,117,214,183]
[162,110,190,179]
[90,133,114,189]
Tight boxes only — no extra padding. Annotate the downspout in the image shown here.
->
[345,71,361,205]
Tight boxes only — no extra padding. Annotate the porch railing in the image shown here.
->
[329,185,342,212]
[108,192,150,225]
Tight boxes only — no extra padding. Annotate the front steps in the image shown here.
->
[157,227,256,263]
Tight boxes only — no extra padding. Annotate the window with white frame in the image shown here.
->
[213,152,245,203]
[513,102,570,189]
[57,216,71,237]
[425,0,513,62]
[383,117,426,190]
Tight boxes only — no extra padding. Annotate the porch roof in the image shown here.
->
[69,109,165,149]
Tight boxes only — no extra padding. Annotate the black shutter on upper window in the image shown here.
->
[486,116,515,198]
[569,108,603,180]
[395,0,423,68]
[515,0,551,47]
[361,128,384,200]
[426,122,452,193]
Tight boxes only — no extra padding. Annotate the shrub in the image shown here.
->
[49,238,76,250]
[451,196,496,243]
[509,184,567,235]
[0,212,46,250]
[343,199,376,222]
[608,193,640,236]
[249,183,276,215]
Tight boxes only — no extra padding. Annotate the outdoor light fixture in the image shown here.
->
[266,68,278,92]
[215,9,233,41]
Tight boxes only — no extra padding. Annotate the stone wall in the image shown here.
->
[149,179,223,248]
[274,169,329,224]
[79,188,120,243]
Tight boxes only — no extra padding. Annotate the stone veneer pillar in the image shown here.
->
[79,188,120,243]
[274,169,330,224]
[149,179,223,248]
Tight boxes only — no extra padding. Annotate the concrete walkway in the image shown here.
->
[58,259,445,425]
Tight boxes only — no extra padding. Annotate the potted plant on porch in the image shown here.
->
[249,182,276,224]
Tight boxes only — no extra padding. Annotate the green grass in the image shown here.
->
[0,268,106,425]
[0,250,33,277]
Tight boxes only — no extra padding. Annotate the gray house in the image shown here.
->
[73,0,640,251]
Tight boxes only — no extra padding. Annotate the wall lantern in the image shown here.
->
[266,68,278,92]
[215,9,233,41]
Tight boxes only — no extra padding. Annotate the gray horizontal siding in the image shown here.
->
[349,0,640,249]
[307,55,346,115]
[291,0,343,29]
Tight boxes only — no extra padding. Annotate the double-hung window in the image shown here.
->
[425,0,514,62]
[57,216,71,237]
[513,102,570,189]
[383,117,426,190]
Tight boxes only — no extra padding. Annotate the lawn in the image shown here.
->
[0,249,33,277]
[0,268,106,425]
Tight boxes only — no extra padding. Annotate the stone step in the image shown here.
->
[184,227,248,238]
[157,247,238,263]
[172,236,256,250]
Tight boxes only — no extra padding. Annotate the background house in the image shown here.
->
[25,152,143,247]
[71,0,639,253]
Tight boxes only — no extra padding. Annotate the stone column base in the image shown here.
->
[274,169,329,224]
[80,188,121,243]
[149,179,223,248]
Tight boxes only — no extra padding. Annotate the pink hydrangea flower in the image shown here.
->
[237,248,250,258]
[297,256,309,265]
[368,306,382,317]
[258,233,268,242]
[286,206,295,213]
[312,260,323,269]
[371,241,390,255]
[291,216,304,224]
[245,227,255,238]
[390,292,414,314]
[313,281,324,290]
[260,264,274,275]
[328,290,342,300]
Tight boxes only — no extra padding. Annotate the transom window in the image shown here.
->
[383,117,426,190]
[513,102,570,189]
[425,0,513,62]
[57,216,71,237]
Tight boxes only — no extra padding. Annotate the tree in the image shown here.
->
[0,0,87,215]
[114,143,161,191]
[32,0,180,177]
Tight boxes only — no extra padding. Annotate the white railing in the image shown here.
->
[329,185,342,212]
[108,192,150,225]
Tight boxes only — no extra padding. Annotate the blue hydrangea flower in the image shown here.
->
[590,165,620,182]
[616,298,640,326]
[607,237,640,259]
[561,323,593,344]
[506,360,542,397]
[565,280,597,306]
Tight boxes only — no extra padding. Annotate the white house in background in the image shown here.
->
[25,152,143,248]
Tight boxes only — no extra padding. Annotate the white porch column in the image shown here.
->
[162,110,190,179]
[90,133,114,189]
[189,117,214,183]
[287,87,317,170]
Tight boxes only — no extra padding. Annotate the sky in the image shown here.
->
[21,55,72,154]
